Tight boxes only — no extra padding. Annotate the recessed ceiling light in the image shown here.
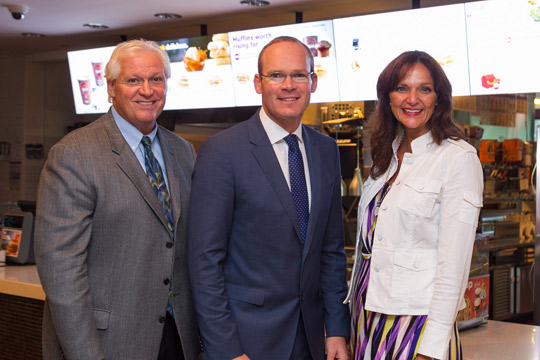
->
[154,13,182,19]
[240,0,270,6]
[21,33,45,38]
[83,23,109,29]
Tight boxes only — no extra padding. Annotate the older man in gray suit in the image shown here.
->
[34,39,198,360]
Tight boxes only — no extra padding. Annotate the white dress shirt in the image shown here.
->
[259,108,312,209]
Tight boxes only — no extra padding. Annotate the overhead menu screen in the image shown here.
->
[68,34,237,114]
[229,20,340,107]
[333,4,470,101]
[67,46,115,114]
[466,0,540,95]
[158,34,236,110]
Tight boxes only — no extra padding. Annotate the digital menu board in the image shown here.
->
[68,1,540,114]
[67,46,115,114]
[228,20,340,107]
[333,4,470,101]
[466,0,540,95]
[68,34,236,114]
[158,34,236,110]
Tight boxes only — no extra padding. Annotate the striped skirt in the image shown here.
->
[350,257,462,360]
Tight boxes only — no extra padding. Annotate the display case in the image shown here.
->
[457,233,490,329]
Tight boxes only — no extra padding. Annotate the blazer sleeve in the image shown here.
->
[187,137,245,359]
[34,142,105,360]
[417,150,483,359]
[319,141,351,337]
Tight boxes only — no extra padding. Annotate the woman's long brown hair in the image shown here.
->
[369,50,465,179]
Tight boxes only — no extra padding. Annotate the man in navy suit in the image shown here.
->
[187,36,350,360]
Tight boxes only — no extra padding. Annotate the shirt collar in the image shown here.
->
[259,108,304,145]
[392,129,434,156]
[111,106,158,149]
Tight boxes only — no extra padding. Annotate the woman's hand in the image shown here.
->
[415,354,433,360]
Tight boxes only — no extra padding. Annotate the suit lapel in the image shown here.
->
[104,114,172,232]
[248,116,304,243]
[158,129,182,230]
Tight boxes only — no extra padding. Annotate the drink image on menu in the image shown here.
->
[78,75,92,105]
[92,59,104,86]
[317,40,332,57]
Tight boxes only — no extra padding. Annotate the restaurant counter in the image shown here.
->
[0,264,45,300]
[461,320,539,359]
[0,265,44,360]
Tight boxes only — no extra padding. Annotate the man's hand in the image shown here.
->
[415,354,432,360]
[232,355,250,360]
[326,336,350,360]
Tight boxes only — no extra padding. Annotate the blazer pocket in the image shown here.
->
[93,308,111,330]
[397,177,442,218]
[458,191,483,226]
[225,282,266,306]
[391,251,437,299]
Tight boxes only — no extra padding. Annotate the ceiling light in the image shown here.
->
[240,0,270,6]
[21,33,44,38]
[154,13,182,19]
[83,23,109,29]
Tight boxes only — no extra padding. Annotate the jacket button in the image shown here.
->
[159,316,166,324]
[414,261,420,269]
[166,242,173,248]
[407,158,413,164]
[164,278,170,285]
[418,185,424,190]
[373,266,380,272]
[395,180,400,185]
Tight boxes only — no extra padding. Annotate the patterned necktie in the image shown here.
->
[141,136,174,316]
[284,134,309,245]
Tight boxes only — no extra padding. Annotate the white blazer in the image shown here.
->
[345,131,483,360]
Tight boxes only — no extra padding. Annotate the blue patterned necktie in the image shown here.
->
[284,134,309,245]
[141,136,174,316]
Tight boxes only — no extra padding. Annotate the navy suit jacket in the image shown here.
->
[188,113,350,360]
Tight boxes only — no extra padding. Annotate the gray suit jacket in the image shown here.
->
[35,111,199,360]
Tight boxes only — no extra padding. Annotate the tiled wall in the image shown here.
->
[0,56,77,203]
[0,57,25,203]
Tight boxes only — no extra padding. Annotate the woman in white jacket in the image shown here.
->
[347,51,483,360]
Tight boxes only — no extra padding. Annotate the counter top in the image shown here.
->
[0,265,45,300]
[461,320,539,359]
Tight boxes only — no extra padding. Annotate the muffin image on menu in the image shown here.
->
[207,33,231,65]
[317,40,332,57]
[183,47,207,71]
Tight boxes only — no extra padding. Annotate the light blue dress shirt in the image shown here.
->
[110,106,170,190]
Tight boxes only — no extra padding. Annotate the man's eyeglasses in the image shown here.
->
[258,72,314,84]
